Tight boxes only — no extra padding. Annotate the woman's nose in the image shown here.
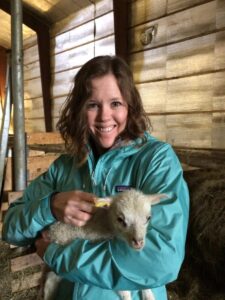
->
[97,105,111,121]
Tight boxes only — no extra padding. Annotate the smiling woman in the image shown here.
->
[2,55,189,300]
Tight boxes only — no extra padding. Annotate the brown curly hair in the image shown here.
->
[57,55,151,163]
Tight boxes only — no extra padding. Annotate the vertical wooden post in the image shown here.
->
[113,0,129,62]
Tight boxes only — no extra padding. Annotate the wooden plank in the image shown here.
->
[129,18,167,54]
[24,62,41,81]
[216,0,225,29]
[11,253,44,272]
[53,42,94,73]
[175,148,225,169]
[166,113,212,148]
[24,44,39,65]
[51,5,94,37]
[1,202,9,212]
[167,1,216,43]
[52,21,94,55]
[25,119,46,133]
[95,11,114,39]
[52,117,60,131]
[51,0,112,37]
[166,74,213,113]
[24,98,45,119]
[8,191,23,204]
[52,96,67,118]
[130,0,167,27]
[151,113,223,151]
[138,73,215,114]
[167,0,211,14]
[52,68,79,99]
[131,47,167,82]
[129,1,216,53]
[12,271,42,293]
[131,32,218,83]
[213,71,225,110]
[4,154,59,191]
[150,116,167,142]
[166,33,215,78]
[27,155,59,181]
[3,157,12,191]
[23,33,38,50]
[26,132,63,145]
[215,31,225,70]
[24,77,42,100]
[96,0,113,17]
[95,35,115,57]
[138,81,167,113]
[212,112,225,148]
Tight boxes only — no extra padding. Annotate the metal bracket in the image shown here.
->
[140,25,157,46]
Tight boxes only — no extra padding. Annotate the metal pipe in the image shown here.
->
[11,0,27,190]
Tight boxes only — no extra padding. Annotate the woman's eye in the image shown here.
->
[86,102,98,110]
[111,101,122,108]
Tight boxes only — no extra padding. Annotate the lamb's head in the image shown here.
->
[108,189,167,250]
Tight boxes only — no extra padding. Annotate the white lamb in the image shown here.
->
[42,189,167,300]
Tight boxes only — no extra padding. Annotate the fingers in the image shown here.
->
[64,205,93,227]
[65,214,90,227]
[75,191,96,203]
[50,190,96,226]
[66,198,95,214]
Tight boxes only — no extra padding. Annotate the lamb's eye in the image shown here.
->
[146,215,151,223]
[117,217,127,227]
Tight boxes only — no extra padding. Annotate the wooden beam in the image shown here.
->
[0,0,52,131]
[37,29,52,131]
[113,0,129,62]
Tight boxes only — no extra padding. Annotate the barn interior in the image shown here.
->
[0,0,225,299]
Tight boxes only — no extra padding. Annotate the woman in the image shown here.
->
[3,55,189,300]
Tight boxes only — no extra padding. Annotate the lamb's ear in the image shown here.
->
[95,197,112,208]
[147,193,168,205]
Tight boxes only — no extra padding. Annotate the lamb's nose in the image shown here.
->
[132,238,144,249]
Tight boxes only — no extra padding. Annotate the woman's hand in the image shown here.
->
[35,230,51,259]
[50,191,96,227]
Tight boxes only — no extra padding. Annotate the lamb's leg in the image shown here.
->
[43,271,62,300]
[141,289,155,300]
[118,290,132,300]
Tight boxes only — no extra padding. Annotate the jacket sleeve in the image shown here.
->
[43,144,190,291]
[2,161,57,246]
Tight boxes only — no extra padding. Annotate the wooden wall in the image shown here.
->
[23,0,115,132]
[23,0,225,155]
[128,0,225,152]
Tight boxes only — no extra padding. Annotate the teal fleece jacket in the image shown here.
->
[3,133,189,300]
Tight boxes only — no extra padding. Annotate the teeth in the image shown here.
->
[98,126,114,132]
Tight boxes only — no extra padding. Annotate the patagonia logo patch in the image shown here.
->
[115,185,132,192]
